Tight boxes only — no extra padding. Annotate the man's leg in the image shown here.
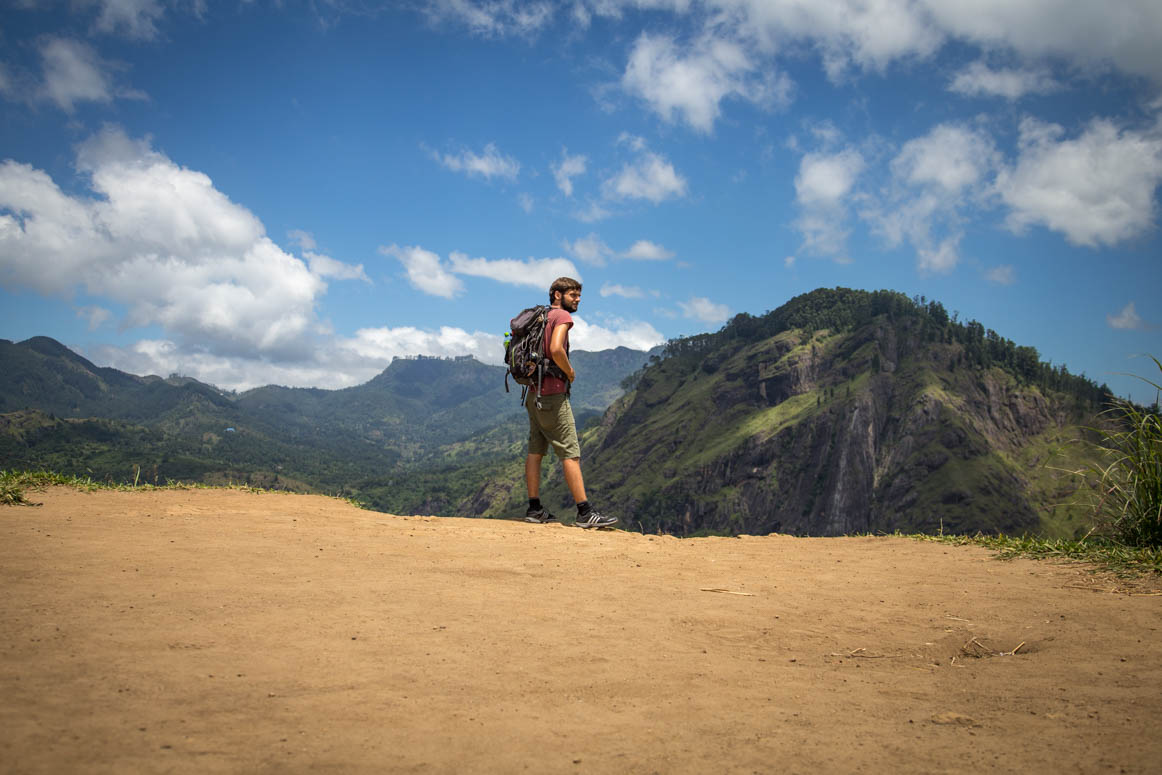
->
[561,457,587,504]
[526,453,543,498]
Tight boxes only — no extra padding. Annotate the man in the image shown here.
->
[524,277,618,529]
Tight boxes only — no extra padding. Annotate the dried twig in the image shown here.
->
[699,588,755,596]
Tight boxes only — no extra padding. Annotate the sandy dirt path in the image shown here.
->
[2,487,1160,774]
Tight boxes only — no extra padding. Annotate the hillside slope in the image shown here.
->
[559,289,1107,537]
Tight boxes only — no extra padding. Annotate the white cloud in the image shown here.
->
[949,61,1062,100]
[422,0,555,38]
[518,192,534,213]
[1107,302,1147,331]
[93,0,166,39]
[795,149,864,206]
[76,305,113,330]
[784,255,796,268]
[923,0,1162,84]
[891,124,997,193]
[94,324,506,392]
[602,151,688,203]
[621,239,674,260]
[600,283,645,298]
[380,244,464,298]
[291,229,369,282]
[621,31,790,133]
[998,117,1162,247]
[449,252,581,290]
[306,252,370,283]
[552,149,587,196]
[432,142,520,181]
[573,200,613,222]
[985,265,1016,285]
[15,38,146,112]
[564,233,613,265]
[863,123,999,273]
[0,126,327,360]
[617,132,647,152]
[568,314,665,352]
[678,295,730,325]
[341,325,502,367]
[793,148,865,258]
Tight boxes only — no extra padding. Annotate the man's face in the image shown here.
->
[559,289,581,312]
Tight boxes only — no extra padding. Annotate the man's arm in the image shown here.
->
[549,322,575,382]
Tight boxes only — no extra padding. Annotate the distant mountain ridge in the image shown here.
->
[0,337,655,501]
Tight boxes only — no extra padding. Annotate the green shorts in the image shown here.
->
[526,392,581,460]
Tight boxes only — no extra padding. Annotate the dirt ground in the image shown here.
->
[2,487,1160,774]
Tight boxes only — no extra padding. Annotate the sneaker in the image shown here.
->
[574,510,618,529]
[524,507,556,524]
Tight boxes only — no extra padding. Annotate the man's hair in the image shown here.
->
[549,276,582,305]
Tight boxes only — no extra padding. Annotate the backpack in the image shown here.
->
[505,305,567,404]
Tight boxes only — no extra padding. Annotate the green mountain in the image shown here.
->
[0,338,654,503]
[530,288,1109,538]
[0,289,1113,538]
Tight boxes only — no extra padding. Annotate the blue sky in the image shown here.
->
[1,1,1160,401]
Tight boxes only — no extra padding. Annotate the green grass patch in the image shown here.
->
[910,532,1162,578]
[0,468,355,507]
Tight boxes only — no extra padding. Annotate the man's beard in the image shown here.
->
[564,299,579,312]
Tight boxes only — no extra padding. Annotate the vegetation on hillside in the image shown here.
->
[1081,357,1162,548]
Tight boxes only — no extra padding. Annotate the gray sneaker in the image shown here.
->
[524,507,556,524]
[574,510,618,529]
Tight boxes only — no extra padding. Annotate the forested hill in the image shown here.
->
[554,288,1111,539]
[643,288,1111,407]
[0,338,654,496]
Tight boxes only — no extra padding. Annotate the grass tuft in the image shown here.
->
[1079,357,1162,548]
[0,469,360,507]
[910,532,1162,578]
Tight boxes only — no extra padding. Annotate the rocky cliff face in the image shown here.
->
[575,315,1095,537]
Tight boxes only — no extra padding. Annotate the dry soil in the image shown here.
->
[2,487,1160,774]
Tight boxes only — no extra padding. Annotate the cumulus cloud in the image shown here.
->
[997,117,1162,247]
[76,305,113,330]
[382,244,582,296]
[380,244,465,298]
[448,251,581,290]
[432,142,520,181]
[864,123,999,273]
[679,295,730,325]
[600,283,645,298]
[923,0,1162,84]
[564,233,613,265]
[552,149,587,196]
[602,150,688,203]
[93,0,166,39]
[422,0,555,37]
[94,325,506,392]
[949,61,1062,99]
[621,31,790,133]
[573,200,613,223]
[0,38,146,112]
[1107,302,1148,331]
[793,147,865,259]
[291,230,369,282]
[622,239,674,260]
[985,265,1016,285]
[568,314,665,352]
[0,127,336,360]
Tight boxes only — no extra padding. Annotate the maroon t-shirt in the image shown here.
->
[540,307,573,396]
